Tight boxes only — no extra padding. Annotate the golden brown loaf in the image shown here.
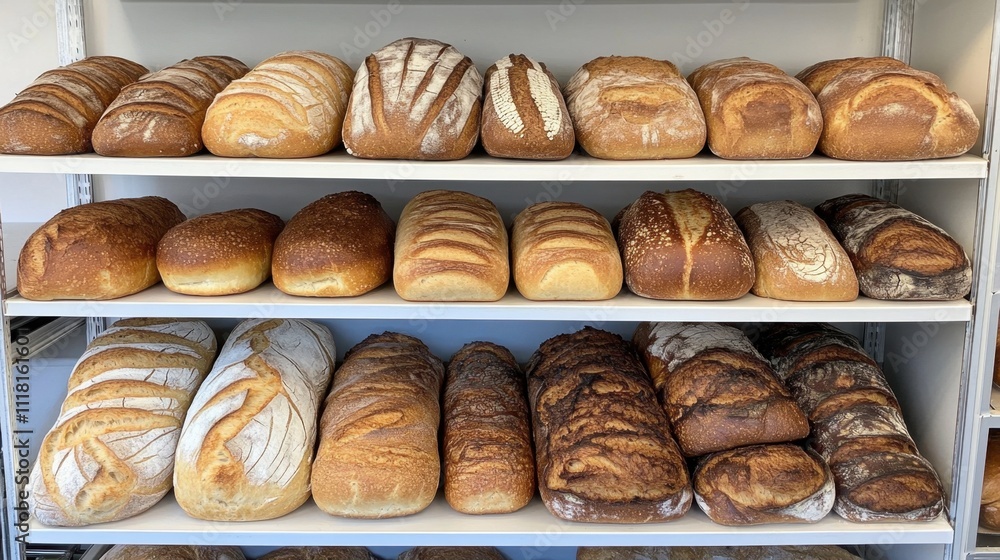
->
[102,545,245,560]
[202,51,354,158]
[259,549,378,560]
[815,194,972,300]
[481,54,575,160]
[796,56,979,160]
[27,319,217,526]
[735,200,858,302]
[565,56,706,159]
[576,547,861,560]
[633,322,810,457]
[512,201,622,301]
[615,190,754,300]
[981,432,1000,530]
[526,327,692,523]
[444,342,535,514]
[398,548,506,560]
[311,332,444,518]
[693,444,834,525]
[272,191,395,297]
[174,319,335,521]
[394,190,509,301]
[688,57,821,159]
[92,56,249,157]
[343,38,483,160]
[0,56,148,154]
[18,196,185,300]
[157,208,284,296]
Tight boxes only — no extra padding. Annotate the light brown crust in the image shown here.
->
[18,196,185,300]
[981,433,1000,530]
[796,57,908,96]
[616,190,754,300]
[259,548,377,560]
[444,342,535,514]
[311,332,444,518]
[102,546,244,560]
[272,191,395,297]
[157,208,284,296]
[577,546,862,560]
[512,201,622,300]
[92,56,249,157]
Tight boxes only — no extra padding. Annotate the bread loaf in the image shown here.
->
[259,549,378,560]
[796,56,980,160]
[102,546,245,560]
[693,444,834,525]
[981,432,1000,530]
[687,57,821,159]
[92,56,249,157]
[0,56,148,154]
[615,190,753,300]
[203,51,354,158]
[526,327,692,523]
[632,322,810,457]
[512,201,622,300]
[565,56,706,159]
[157,208,284,296]
[576,547,861,560]
[272,191,394,297]
[444,342,534,514]
[398,548,505,560]
[343,38,482,160]
[18,196,185,300]
[815,194,972,300]
[394,190,509,301]
[735,200,858,302]
[174,319,335,521]
[28,319,217,526]
[311,332,444,518]
[995,329,1000,387]
[481,54,575,160]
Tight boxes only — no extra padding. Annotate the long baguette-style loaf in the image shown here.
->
[28,319,217,526]
[0,56,148,154]
[203,51,354,158]
[101,545,245,560]
[18,196,186,300]
[92,56,249,157]
[312,332,444,518]
[174,319,335,521]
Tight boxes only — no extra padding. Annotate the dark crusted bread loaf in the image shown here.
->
[102,545,245,560]
[258,548,378,560]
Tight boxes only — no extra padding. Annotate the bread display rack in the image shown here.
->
[2,1,1000,560]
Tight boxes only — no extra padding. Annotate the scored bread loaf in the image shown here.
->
[394,190,509,301]
[343,37,483,160]
[815,194,972,300]
[981,432,1000,530]
[157,208,284,296]
[693,444,834,525]
[565,56,706,159]
[259,549,378,560]
[576,546,861,560]
[481,54,575,160]
[615,190,754,300]
[203,51,354,158]
[735,200,858,302]
[0,56,148,154]
[687,57,822,159]
[526,327,692,523]
[311,332,444,518]
[796,56,980,160]
[28,319,217,526]
[18,196,185,300]
[272,191,395,297]
[512,201,622,300]
[102,545,245,560]
[92,56,249,157]
[174,319,335,521]
[632,322,810,457]
[399,548,506,560]
[444,342,534,514]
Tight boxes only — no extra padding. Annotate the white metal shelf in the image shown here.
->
[3,284,974,322]
[0,153,987,182]
[27,496,955,548]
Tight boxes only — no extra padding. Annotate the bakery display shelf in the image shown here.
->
[27,496,955,548]
[0,152,987,182]
[3,283,974,322]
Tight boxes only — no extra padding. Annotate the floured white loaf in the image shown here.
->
[174,318,335,521]
[565,56,706,160]
[203,51,354,158]
[102,545,245,560]
[481,54,575,160]
[343,37,483,160]
[27,319,217,526]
